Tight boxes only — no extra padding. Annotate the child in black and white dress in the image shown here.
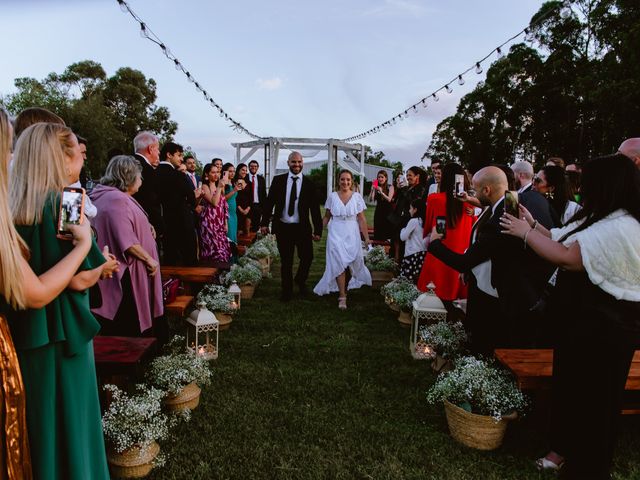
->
[399,198,428,283]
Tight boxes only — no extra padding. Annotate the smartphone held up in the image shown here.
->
[504,191,519,217]
[436,216,447,238]
[57,186,85,240]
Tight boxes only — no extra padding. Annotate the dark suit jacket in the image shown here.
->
[133,153,164,235]
[156,163,196,227]
[248,174,267,204]
[184,172,201,191]
[260,173,322,237]
[429,200,554,319]
[520,190,554,230]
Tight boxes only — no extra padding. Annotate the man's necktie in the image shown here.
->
[288,176,298,217]
[253,175,258,200]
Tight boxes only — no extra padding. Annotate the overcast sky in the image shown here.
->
[1,0,544,169]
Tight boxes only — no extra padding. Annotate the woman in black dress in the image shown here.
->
[501,154,640,480]
[368,170,394,241]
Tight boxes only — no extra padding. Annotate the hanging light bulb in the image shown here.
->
[118,0,128,12]
[412,105,417,113]
[445,84,453,94]
[174,59,181,70]
[475,62,483,74]
[400,113,405,121]
[458,75,465,86]
[186,72,195,83]
[160,44,171,57]
[524,28,535,43]
[421,99,428,109]
[432,93,439,102]
[496,47,504,58]
[139,23,148,38]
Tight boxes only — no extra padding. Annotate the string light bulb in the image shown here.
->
[139,23,148,38]
[475,62,483,74]
[118,0,128,13]
[445,84,453,94]
[174,59,181,70]
[496,47,504,58]
[458,75,465,86]
[421,99,428,108]
[432,93,439,102]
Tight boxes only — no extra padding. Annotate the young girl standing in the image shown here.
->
[399,199,427,283]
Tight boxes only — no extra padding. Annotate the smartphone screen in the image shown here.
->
[454,174,465,196]
[58,187,85,237]
[372,179,379,189]
[504,191,519,217]
[436,216,447,237]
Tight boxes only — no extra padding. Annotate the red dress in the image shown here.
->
[417,192,475,300]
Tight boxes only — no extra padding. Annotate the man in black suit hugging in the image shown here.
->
[260,151,322,301]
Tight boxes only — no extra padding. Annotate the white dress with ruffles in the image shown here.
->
[313,192,372,295]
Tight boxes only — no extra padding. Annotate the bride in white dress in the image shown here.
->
[313,170,372,309]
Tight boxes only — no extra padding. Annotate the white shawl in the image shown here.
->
[551,209,640,301]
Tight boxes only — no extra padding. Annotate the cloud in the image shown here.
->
[256,77,284,91]
[363,0,434,17]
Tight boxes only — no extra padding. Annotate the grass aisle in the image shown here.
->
[151,215,640,480]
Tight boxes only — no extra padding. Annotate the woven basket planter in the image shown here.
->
[371,270,394,289]
[384,297,401,312]
[431,354,454,374]
[397,310,412,327]
[240,283,256,299]
[258,257,270,276]
[107,441,160,479]
[215,312,233,331]
[164,382,201,412]
[443,400,509,451]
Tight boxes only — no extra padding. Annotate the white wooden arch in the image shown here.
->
[231,137,366,198]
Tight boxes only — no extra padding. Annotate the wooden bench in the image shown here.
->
[238,232,257,246]
[161,266,218,294]
[94,336,157,377]
[164,295,194,317]
[495,349,640,414]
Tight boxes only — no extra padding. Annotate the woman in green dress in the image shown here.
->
[8,122,117,480]
[222,162,241,244]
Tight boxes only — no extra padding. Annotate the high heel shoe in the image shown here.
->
[535,455,564,472]
[338,297,347,310]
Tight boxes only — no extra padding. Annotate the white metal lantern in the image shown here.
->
[410,283,447,359]
[186,302,219,360]
[228,281,242,309]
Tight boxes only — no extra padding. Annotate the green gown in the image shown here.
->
[225,184,238,244]
[7,195,109,480]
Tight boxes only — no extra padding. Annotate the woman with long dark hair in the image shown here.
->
[501,154,640,479]
[234,163,251,235]
[368,170,394,241]
[533,165,581,226]
[417,163,474,299]
[199,163,231,264]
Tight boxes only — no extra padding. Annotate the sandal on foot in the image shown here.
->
[535,456,564,472]
[338,297,347,310]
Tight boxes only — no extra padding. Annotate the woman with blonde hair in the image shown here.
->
[7,121,114,479]
[0,110,98,479]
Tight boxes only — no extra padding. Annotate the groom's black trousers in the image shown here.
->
[275,223,313,297]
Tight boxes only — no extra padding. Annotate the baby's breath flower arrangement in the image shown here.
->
[419,321,468,359]
[427,356,528,421]
[380,276,420,311]
[146,352,212,396]
[365,246,396,272]
[260,234,279,258]
[245,241,271,260]
[196,284,237,314]
[102,384,174,454]
[221,262,262,286]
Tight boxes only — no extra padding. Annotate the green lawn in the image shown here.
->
[149,209,640,480]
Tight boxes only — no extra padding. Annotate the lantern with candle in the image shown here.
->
[410,283,447,359]
[228,281,242,309]
[185,302,219,360]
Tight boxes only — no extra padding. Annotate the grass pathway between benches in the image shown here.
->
[149,213,640,480]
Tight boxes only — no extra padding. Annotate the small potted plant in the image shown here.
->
[102,384,172,478]
[380,276,416,312]
[419,321,468,373]
[222,261,262,299]
[365,246,396,288]
[196,284,238,330]
[427,356,527,450]
[146,347,212,413]
[246,239,272,275]
[381,277,420,325]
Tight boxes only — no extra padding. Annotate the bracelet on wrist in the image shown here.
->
[531,219,539,230]
[523,228,533,249]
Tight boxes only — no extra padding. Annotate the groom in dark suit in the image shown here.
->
[260,151,323,301]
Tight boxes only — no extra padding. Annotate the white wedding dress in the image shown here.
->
[313,191,372,295]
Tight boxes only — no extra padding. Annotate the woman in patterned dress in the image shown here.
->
[199,163,231,264]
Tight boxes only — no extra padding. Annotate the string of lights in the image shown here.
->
[115,0,263,140]
[339,0,574,143]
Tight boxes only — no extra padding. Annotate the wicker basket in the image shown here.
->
[215,312,233,331]
[164,382,201,412]
[370,270,394,289]
[443,400,509,450]
[107,441,160,479]
[258,257,270,276]
[240,283,256,299]
[397,310,412,327]
[385,297,401,312]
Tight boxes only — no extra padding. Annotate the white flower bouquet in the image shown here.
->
[221,261,263,286]
[419,321,468,359]
[380,276,420,311]
[146,352,212,396]
[102,384,174,454]
[196,284,237,314]
[365,245,396,271]
[427,356,528,421]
